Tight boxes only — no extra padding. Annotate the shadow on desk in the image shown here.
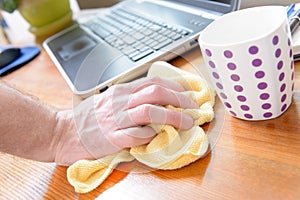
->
[42,142,212,199]
[44,164,130,199]
[153,153,211,180]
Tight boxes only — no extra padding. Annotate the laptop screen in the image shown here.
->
[45,0,240,95]
[166,0,239,13]
[76,0,239,13]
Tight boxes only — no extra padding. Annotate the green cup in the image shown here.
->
[18,0,73,37]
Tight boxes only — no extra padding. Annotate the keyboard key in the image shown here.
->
[122,35,136,45]
[130,49,154,62]
[152,39,172,50]
[144,39,158,47]
[171,34,182,41]
[162,29,173,36]
[98,21,122,37]
[141,29,153,36]
[136,18,148,26]
[104,35,118,43]
[138,46,151,53]
[180,29,190,35]
[154,34,164,42]
[121,46,137,55]
[149,32,159,39]
[111,38,126,48]
[132,42,147,50]
[105,16,127,30]
[157,36,169,43]
[149,24,161,31]
[133,24,145,32]
[128,50,142,58]
[84,8,190,61]
[88,23,111,38]
[132,32,144,40]
[140,37,151,44]
[168,32,181,40]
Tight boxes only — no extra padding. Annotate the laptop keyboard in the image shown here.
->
[83,8,190,62]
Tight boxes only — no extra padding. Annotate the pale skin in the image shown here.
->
[0,77,198,166]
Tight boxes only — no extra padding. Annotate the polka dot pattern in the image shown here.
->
[212,72,220,79]
[260,93,270,100]
[263,112,273,118]
[257,82,268,90]
[249,46,259,54]
[202,28,293,120]
[262,103,271,109]
[231,74,240,81]
[227,63,236,70]
[280,84,286,92]
[234,85,243,92]
[279,72,285,81]
[225,102,232,108]
[244,114,253,119]
[241,105,250,111]
[277,61,283,70]
[205,49,212,57]
[237,95,247,102]
[272,36,279,45]
[275,48,281,58]
[255,71,265,79]
[220,92,227,99]
[281,104,287,112]
[252,59,262,67]
[230,111,237,116]
[224,50,233,58]
[209,61,215,68]
[216,82,223,90]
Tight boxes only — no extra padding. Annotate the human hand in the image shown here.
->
[53,77,198,166]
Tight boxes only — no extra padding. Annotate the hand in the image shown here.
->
[53,77,198,166]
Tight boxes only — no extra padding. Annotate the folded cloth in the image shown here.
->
[67,61,215,193]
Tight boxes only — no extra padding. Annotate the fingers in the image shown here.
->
[128,84,198,109]
[129,77,186,93]
[109,126,157,148]
[116,104,194,130]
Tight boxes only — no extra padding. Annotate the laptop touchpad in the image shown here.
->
[58,35,96,61]
[74,42,133,92]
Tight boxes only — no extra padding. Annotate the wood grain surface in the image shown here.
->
[0,45,299,200]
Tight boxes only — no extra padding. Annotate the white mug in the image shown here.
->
[199,6,295,120]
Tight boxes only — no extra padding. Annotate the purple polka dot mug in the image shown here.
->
[199,6,294,121]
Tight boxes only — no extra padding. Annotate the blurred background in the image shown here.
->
[0,0,299,45]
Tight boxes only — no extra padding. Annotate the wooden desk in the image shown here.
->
[0,40,299,199]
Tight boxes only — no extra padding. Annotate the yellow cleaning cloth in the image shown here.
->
[67,61,215,193]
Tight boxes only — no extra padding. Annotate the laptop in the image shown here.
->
[43,0,240,97]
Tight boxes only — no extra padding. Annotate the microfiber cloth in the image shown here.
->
[67,61,216,193]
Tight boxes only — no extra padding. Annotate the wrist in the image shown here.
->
[51,110,75,165]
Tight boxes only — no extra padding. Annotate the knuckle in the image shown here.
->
[147,85,165,97]
[169,109,180,122]
[107,131,128,149]
[140,104,151,115]
[136,104,153,123]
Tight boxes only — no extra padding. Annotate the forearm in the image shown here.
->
[0,81,59,162]
[0,76,198,166]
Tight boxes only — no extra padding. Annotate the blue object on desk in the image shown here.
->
[0,47,21,68]
[289,8,300,35]
[287,3,295,18]
[0,46,40,76]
